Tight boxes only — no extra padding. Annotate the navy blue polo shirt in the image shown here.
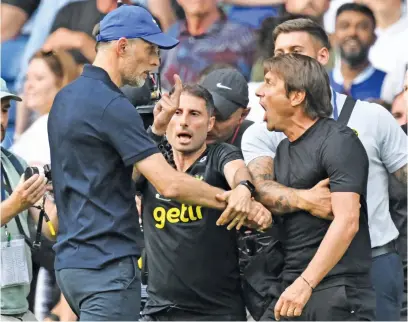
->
[48,64,159,270]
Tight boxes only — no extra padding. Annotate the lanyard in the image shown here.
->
[1,164,13,245]
[0,163,44,250]
[230,124,242,145]
[332,90,339,121]
[1,164,7,202]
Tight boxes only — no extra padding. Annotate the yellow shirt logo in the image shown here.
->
[153,204,203,229]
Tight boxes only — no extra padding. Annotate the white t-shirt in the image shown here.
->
[242,91,407,248]
[369,16,408,74]
[369,16,408,100]
[11,114,50,168]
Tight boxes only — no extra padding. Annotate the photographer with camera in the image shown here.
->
[1,78,58,322]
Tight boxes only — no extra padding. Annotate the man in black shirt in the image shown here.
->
[256,54,375,321]
[138,84,272,321]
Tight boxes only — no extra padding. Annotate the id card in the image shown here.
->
[1,237,30,288]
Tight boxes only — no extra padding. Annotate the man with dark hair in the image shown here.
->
[138,83,271,321]
[254,53,375,321]
[48,5,259,321]
[242,18,407,321]
[330,3,390,102]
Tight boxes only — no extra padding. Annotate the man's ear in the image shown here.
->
[289,90,306,107]
[317,47,330,66]
[116,38,128,56]
[208,116,215,132]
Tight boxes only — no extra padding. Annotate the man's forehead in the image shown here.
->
[264,71,280,81]
[275,31,313,48]
[180,93,206,108]
[336,10,373,22]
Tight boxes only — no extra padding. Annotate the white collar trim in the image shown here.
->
[333,64,376,86]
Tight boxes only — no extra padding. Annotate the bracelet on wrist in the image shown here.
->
[300,275,314,290]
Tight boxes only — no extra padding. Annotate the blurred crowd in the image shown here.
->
[1,0,407,321]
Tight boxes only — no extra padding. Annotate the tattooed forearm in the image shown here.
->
[393,165,407,188]
[248,156,301,215]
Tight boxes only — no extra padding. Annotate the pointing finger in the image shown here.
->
[172,74,183,96]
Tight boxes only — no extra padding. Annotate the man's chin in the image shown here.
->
[126,77,146,88]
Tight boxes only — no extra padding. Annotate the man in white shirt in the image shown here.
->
[242,18,407,321]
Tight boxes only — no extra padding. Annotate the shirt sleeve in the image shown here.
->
[212,143,244,174]
[376,105,408,173]
[241,122,283,165]
[100,95,159,167]
[321,127,369,195]
[2,0,40,16]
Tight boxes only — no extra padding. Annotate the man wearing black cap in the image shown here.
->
[200,69,253,148]
[48,5,256,321]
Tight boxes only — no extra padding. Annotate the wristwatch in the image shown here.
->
[147,125,165,144]
[239,180,256,197]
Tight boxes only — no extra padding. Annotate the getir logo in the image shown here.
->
[153,204,203,229]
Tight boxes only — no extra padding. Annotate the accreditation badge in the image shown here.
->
[1,234,30,288]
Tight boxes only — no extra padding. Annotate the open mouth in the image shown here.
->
[177,132,192,144]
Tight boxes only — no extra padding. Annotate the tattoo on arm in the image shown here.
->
[248,156,300,215]
[393,164,407,188]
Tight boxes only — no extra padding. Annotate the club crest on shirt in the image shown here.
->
[352,129,359,137]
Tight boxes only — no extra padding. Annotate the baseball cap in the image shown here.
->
[200,69,249,121]
[95,5,179,49]
[0,78,22,102]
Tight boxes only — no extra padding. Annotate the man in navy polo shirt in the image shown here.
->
[48,5,255,321]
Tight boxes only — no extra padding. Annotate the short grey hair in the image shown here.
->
[263,53,332,119]
[92,23,139,52]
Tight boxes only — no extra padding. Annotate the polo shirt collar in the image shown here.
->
[332,63,376,86]
[82,64,113,83]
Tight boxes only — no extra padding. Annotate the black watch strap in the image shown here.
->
[239,180,256,197]
[147,126,165,144]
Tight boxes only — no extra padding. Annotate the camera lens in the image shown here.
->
[24,167,40,181]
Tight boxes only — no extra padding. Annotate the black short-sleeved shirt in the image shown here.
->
[3,0,40,16]
[48,64,159,270]
[139,143,245,316]
[229,119,253,149]
[50,0,104,64]
[274,118,372,288]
